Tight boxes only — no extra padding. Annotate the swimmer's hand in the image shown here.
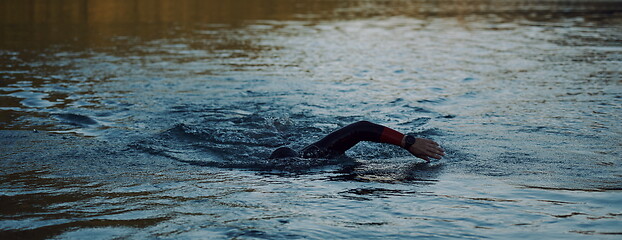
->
[407,138,445,162]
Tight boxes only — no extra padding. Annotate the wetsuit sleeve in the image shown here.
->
[379,126,404,147]
[307,121,404,155]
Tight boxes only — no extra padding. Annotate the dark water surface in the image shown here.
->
[1,0,622,239]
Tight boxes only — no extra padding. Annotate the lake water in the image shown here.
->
[1,0,622,239]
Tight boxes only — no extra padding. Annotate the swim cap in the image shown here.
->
[269,147,300,159]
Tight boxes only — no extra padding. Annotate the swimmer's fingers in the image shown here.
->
[424,149,443,160]
[416,154,430,163]
[422,139,444,155]
[418,147,440,160]
[428,145,445,156]
[420,139,445,160]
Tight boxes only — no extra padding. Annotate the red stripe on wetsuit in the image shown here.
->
[379,126,404,147]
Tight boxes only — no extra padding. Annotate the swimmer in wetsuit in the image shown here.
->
[270,121,445,162]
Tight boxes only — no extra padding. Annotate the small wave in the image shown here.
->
[52,113,98,126]
[417,98,447,105]
[520,185,622,192]
[9,91,57,108]
[402,105,434,113]
[398,117,431,126]
[161,123,287,147]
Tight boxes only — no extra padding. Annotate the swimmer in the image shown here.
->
[270,121,444,162]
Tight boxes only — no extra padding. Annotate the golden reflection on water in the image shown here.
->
[0,0,337,24]
[2,0,620,49]
[0,0,333,49]
[2,0,620,24]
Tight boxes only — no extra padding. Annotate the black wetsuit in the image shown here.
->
[270,121,404,159]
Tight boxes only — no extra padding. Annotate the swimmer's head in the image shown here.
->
[269,147,299,159]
